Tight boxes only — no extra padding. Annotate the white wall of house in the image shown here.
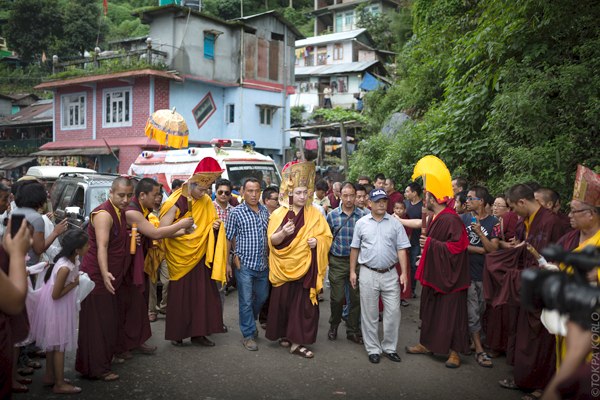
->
[291,73,362,110]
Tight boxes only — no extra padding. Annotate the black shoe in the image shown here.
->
[346,334,364,345]
[191,336,215,347]
[327,325,338,340]
[383,352,402,362]
[401,299,410,307]
[368,354,380,364]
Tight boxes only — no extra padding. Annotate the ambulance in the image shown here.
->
[128,139,282,192]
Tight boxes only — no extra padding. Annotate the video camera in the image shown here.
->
[521,244,600,329]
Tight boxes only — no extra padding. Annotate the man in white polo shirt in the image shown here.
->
[350,189,411,364]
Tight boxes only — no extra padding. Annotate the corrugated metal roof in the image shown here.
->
[296,29,366,48]
[0,100,53,127]
[295,60,378,76]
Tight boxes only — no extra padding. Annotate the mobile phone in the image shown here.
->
[10,214,25,237]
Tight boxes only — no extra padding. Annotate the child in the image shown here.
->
[392,200,412,306]
[31,229,89,394]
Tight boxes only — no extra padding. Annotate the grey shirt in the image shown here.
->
[351,213,411,269]
[12,206,45,265]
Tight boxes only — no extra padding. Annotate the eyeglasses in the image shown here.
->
[466,196,482,201]
[217,190,231,196]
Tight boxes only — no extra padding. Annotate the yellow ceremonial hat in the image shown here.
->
[278,161,316,208]
[411,155,454,204]
[572,164,600,207]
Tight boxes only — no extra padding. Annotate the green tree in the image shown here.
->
[5,0,64,63]
[62,0,107,57]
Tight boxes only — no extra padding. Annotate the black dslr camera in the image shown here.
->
[521,244,600,329]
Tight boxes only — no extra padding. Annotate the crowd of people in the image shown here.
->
[0,159,598,400]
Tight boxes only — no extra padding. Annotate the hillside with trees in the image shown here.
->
[350,0,600,199]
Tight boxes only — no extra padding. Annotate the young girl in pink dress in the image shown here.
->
[31,229,89,395]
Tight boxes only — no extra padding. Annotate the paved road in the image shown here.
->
[21,288,523,400]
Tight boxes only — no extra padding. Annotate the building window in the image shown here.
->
[304,46,314,67]
[317,46,328,65]
[335,11,355,32]
[193,93,216,128]
[103,87,132,128]
[259,107,273,126]
[225,104,235,124]
[204,32,215,60]
[61,92,86,130]
[364,4,381,15]
[333,43,343,60]
[332,76,348,93]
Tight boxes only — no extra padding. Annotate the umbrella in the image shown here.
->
[145,108,189,149]
[411,155,453,203]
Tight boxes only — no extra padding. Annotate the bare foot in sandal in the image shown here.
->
[290,344,314,359]
[279,338,291,348]
[98,372,119,382]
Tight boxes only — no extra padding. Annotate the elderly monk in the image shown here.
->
[266,161,332,359]
[159,158,227,347]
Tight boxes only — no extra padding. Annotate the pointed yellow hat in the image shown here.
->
[412,155,453,204]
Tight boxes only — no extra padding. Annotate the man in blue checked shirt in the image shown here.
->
[326,182,366,345]
[225,178,270,351]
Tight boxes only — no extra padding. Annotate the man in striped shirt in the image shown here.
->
[225,178,270,351]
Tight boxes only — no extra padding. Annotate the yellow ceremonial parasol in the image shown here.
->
[411,155,454,204]
[145,108,189,149]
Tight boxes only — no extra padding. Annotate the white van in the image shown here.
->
[26,166,97,191]
[128,139,281,191]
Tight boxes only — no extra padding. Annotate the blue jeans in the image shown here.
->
[235,267,270,339]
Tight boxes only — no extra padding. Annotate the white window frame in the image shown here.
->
[364,4,381,15]
[259,107,273,126]
[60,92,86,130]
[335,11,356,32]
[102,87,133,128]
[225,104,235,124]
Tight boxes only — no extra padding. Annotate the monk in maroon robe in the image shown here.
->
[487,184,569,393]
[117,179,192,357]
[405,192,470,368]
[75,177,133,382]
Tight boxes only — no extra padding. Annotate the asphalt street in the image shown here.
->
[20,287,525,400]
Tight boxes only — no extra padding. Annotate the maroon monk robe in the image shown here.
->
[116,197,152,354]
[76,200,128,378]
[485,207,568,390]
[483,210,518,355]
[265,210,320,345]
[0,247,13,399]
[164,196,224,342]
[416,207,470,354]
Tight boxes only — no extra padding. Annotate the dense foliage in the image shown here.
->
[351,0,600,200]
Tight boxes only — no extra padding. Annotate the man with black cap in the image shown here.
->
[350,188,410,364]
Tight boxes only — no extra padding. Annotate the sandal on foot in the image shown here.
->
[148,312,157,323]
[98,372,119,382]
[445,352,461,368]
[16,377,32,385]
[17,367,34,376]
[476,352,493,368]
[405,344,432,355]
[12,383,28,393]
[290,345,314,359]
[43,378,71,387]
[278,338,291,348]
[499,378,519,390]
[27,360,42,369]
[171,340,184,347]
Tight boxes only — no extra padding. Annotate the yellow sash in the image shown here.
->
[267,205,332,305]
[159,189,227,284]
[556,228,600,369]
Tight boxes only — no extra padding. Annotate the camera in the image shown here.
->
[521,244,600,329]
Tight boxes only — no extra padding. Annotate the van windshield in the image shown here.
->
[226,164,281,190]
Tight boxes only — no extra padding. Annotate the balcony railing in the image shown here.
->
[51,40,169,76]
[0,138,52,156]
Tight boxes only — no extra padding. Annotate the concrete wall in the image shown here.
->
[149,13,239,83]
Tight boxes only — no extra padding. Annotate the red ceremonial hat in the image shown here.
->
[193,157,223,174]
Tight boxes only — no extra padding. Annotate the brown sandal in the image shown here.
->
[290,345,314,359]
